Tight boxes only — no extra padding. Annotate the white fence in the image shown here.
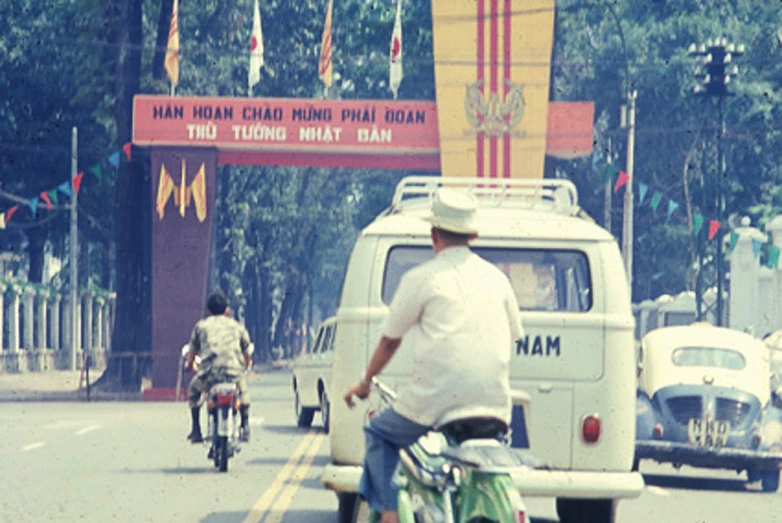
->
[634,215,782,340]
[0,281,115,373]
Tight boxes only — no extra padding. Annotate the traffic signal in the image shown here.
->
[688,38,744,97]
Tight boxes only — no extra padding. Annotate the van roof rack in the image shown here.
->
[390,176,580,216]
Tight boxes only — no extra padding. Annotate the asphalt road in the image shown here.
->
[1,370,781,522]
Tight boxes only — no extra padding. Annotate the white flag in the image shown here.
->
[248,0,264,93]
[389,0,403,99]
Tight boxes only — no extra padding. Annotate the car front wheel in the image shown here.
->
[320,391,331,434]
[295,390,315,428]
[762,470,780,493]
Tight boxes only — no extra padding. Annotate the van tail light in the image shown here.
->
[518,511,526,523]
[581,414,601,444]
[653,423,664,439]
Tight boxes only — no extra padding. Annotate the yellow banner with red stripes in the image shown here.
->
[431,0,555,179]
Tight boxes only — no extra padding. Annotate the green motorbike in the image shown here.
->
[356,378,539,523]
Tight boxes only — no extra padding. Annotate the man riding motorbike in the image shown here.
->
[185,290,253,443]
[343,188,524,523]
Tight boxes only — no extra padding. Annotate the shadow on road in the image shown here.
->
[117,466,218,475]
[260,423,324,436]
[199,511,247,523]
[643,472,752,493]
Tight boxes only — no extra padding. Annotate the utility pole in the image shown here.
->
[622,91,637,291]
[603,138,613,234]
[689,38,744,325]
[70,127,79,371]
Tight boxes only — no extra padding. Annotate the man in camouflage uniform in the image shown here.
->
[185,290,253,443]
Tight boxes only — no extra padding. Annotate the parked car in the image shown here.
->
[635,323,782,492]
[291,317,336,432]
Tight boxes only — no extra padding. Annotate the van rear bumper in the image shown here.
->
[322,464,644,500]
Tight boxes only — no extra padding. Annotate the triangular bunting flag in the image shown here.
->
[122,142,132,160]
[693,212,704,237]
[708,219,721,241]
[48,189,58,205]
[89,165,102,180]
[650,192,663,212]
[638,182,648,204]
[613,171,629,193]
[108,152,120,170]
[769,246,781,269]
[603,163,619,182]
[727,231,739,254]
[73,172,84,195]
[27,197,38,216]
[58,182,72,197]
[666,200,679,223]
[752,239,763,259]
[5,205,19,222]
[40,191,52,210]
[591,150,603,173]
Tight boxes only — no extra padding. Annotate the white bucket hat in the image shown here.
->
[424,188,478,235]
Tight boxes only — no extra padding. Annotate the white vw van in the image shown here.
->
[323,177,643,523]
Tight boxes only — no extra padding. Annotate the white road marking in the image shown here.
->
[646,485,671,497]
[250,417,265,426]
[21,441,47,452]
[75,425,100,436]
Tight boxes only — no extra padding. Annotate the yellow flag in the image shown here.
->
[191,163,207,222]
[431,0,555,179]
[179,159,187,217]
[156,164,174,219]
[164,0,180,87]
[318,0,333,88]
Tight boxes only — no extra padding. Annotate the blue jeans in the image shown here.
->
[358,407,430,513]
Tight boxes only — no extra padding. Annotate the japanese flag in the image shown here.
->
[248,0,264,93]
[389,0,403,99]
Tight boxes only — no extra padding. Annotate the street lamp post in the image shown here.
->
[622,91,637,289]
[688,38,744,325]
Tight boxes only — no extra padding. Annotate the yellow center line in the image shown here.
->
[264,432,327,523]
[242,430,320,523]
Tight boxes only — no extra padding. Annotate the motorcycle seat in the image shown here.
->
[439,417,508,445]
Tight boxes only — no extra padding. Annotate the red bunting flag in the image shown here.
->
[5,205,19,222]
[707,219,721,241]
[40,191,52,210]
[123,142,132,160]
[613,171,629,193]
[73,172,84,195]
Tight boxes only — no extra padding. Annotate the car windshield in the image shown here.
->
[671,347,746,370]
[383,246,592,312]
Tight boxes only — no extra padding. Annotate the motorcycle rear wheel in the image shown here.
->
[217,436,229,472]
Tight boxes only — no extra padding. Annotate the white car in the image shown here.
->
[291,317,336,432]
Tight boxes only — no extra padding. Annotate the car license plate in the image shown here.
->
[687,418,729,447]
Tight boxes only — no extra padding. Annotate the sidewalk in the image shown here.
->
[0,360,292,402]
[0,369,86,402]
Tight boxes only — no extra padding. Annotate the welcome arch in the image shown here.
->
[131,0,593,392]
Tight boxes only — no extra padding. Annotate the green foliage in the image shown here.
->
[3,0,782,348]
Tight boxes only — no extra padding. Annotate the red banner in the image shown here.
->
[133,95,440,155]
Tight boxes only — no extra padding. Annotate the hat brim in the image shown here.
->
[423,215,478,235]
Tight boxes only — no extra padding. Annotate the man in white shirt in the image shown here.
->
[343,188,524,523]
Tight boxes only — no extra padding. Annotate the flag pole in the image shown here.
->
[69,127,79,371]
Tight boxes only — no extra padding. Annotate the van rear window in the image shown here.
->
[382,246,592,312]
